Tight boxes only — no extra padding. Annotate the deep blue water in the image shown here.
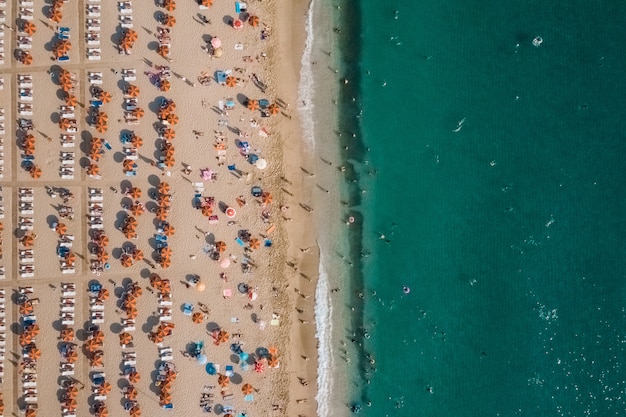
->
[331,1,626,416]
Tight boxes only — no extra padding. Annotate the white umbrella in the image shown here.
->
[255,158,267,170]
[211,37,222,48]
[220,257,230,269]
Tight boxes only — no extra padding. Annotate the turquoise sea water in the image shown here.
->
[318,1,626,416]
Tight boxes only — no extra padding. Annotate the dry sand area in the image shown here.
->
[0,0,319,415]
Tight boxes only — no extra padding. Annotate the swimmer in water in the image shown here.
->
[452,117,466,133]
[403,286,410,294]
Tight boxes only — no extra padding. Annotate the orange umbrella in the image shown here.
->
[158,45,170,57]
[127,307,138,319]
[91,136,103,146]
[128,371,140,383]
[241,383,253,395]
[158,195,171,206]
[85,338,100,352]
[59,69,72,83]
[99,91,112,103]
[162,128,175,140]
[192,312,203,324]
[91,330,104,343]
[124,29,138,42]
[261,191,273,204]
[98,288,110,300]
[95,405,108,417]
[129,406,141,417]
[163,223,175,236]
[158,182,171,194]
[19,333,33,346]
[162,14,176,27]
[268,355,280,368]
[64,399,77,412]
[125,386,138,400]
[130,135,143,148]
[120,38,133,51]
[21,52,33,65]
[133,249,144,261]
[201,206,212,217]
[55,39,71,53]
[130,204,144,216]
[65,94,77,106]
[201,0,212,6]
[55,223,67,235]
[121,254,133,267]
[164,101,176,111]
[95,121,108,133]
[25,409,36,417]
[30,165,42,179]
[215,241,226,253]
[159,392,172,405]
[59,118,71,130]
[163,0,175,11]
[64,251,76,264]
[268,103,280,115]
[60,327,74,341]
[158,108,171,120]
[119,332,133,345]
[87,164,99,176]
[126,85,140,97]
[95,234,109,247]
[22,21,37,35]
[50,8,62,22]
[160,247,173,259]
[97,251,110,262]
[65,384,79,398]
[132,108,145,119]
[123,159,135,172]
[23,144,35,156]
[150,274,162,287]
[65,349,78,363]
[249,238,260,250]
[166,113,179,125]
[89,149,102,161]
[159,258,171,269]
[226,76,237,87]
[215,329,229,344]
[94,112,108,124]
[160,79,171,92]
[21,234,35,247]
[19,302,33,315]
[128,187,141,198]
[155,207,169,221]
[23,134,35,145]
[218,374,230,387]
[163,156,175,168]
[248,15,259,27]
[61,79,74,92]
[90,353,104,367]
[247,99,259,111]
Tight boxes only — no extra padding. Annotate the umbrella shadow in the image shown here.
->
[115,210,129,230]
[147,40,159,52]
[206,322,219,333]
[140,268,151,279]
[222,15,233,26]
[79,129,92,155]
[236,93,248,106]
[113,151,126,163]
[109,25,124,47]
[111,247,123,260]
[50,111,61,124]
[52,319,64,332]
[148,96,166,114]
[229,354,239,364]
[230,373,243,384]
[46,214,58,229]
[250,313,257,323]
[110,322,123,334]
[141,315,159,333]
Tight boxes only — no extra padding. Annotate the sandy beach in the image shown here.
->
[0,0,318,415]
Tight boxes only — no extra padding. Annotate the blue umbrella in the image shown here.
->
[205,362,216,375]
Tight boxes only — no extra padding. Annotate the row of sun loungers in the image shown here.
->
[0,289,5,383]
[0,109,4,177]
[19,287,39,413]
[19,188,34,277]
[59,151,75,179]
[88,189,107,275]
[0,4,4,64]
[61,283,76,325]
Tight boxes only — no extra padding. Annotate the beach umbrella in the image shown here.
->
[95,406,108,417]
[96,251,109,263]
[120,38,133,51]
[59,118,71,130]
[248,15,259,27]
[64,94,77,106]
[162,223,175,236]
[201,0,212,6]
[124,29,138,42]
[162,128,175,140]
[128,371,140,383]
[19,302,34,315]
[268,103,280,115]
[19,332,33,346]
[65,385,78,399]
[99,91,112,103]
[95,234,109,247]
[25,324,40,335]
[261,191,273,204]
[23,134,35,146]
[162,14,176,27]
[90,353,104,368]
[64,251,76,264]
[123,159,135,172]
[155,207,169,221]
[60,78,74,92]
[132,108,145,119]
[55,39,71,53]
[98,288,110,301]
[21,234,35,247]
[159,392,172,404]
[95,121,108,133]
[23,144,35,156]
[22,21,37,35]
[91,330,104,343]
[85,338,100,352]
[166,113,179,125]
[119,332,133,345]
[121,254,133,267]
[126,85,140,97]
[128,187,142,199]
[247,99,259,111]
[254,360,264,373]
[125,386,138,400]
[159,258,171,269]
[60,327,74,341]
[215,241,226,253]
[158,45,170,57]
[129,406,141,417]
[150,332,164,344]
[87,164,99,176]
[127,307,138,319]
[133,249,144,261]
[226,76,237,87]
[91,136,103,146]
[130,135,143,148]
[191,312,203,324]
[160,247,173,259]
[59,69,72,82]
[201,206,212,217]
[89,149,102,161]
[20,51,33,65]
[64,399,77,411]
[249,238,260,250]
[30,165,42,179]
[158,195,171,206]
[163,0,175,11]
[25,409,36,417]
[268,355,280,368]
[215,329,229,345]
[163,156,175,167]
[158,182,171,194]
[158,108,171,120]
[65,349,78,363]
[55,223,67,235]
[130,204,144,216]
[160,79,171,92]
[94,112,108,124]
[241,383,253,395]
[218,374,230,387]
[150,273,161,287]
[210,37,222,49]
[50,8,62,22]
[233,19,243,29]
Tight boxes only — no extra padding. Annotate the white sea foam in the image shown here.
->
[315,252,333,417]
[297,0,316,150]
